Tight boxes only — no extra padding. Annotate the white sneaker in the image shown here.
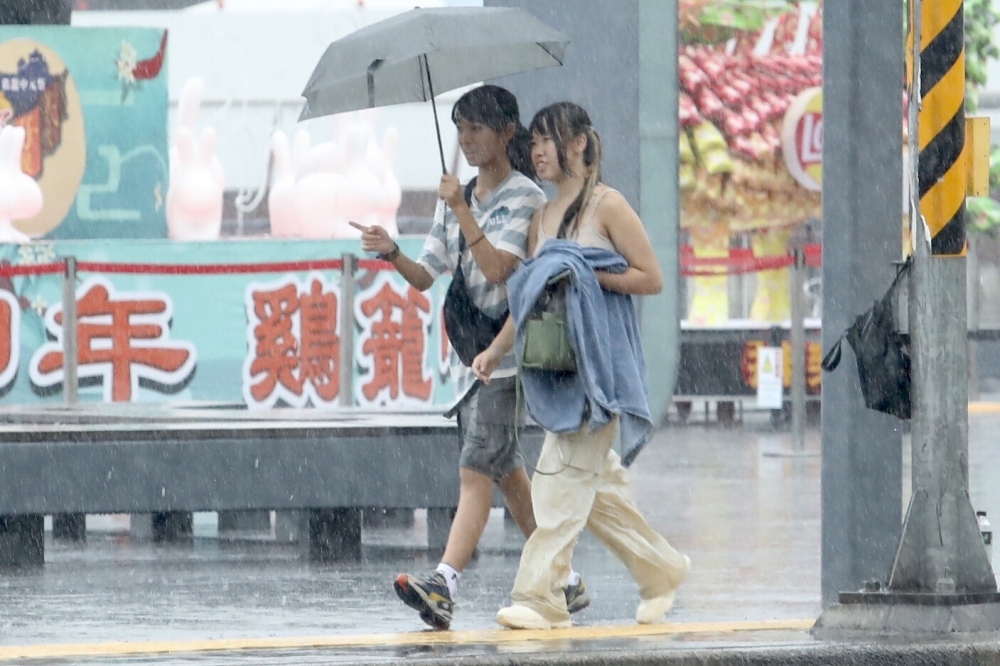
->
[635,591,677,624]
[635,555,692,624]
[496,604,571,630]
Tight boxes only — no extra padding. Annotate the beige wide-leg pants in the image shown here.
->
[509,418,689,624]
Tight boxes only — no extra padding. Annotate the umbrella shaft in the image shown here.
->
[423,54,448,175]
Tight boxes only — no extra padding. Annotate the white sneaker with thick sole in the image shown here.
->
[496,604,572,630]
[635,555,692,624]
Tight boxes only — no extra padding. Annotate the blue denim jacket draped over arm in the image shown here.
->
[507,239,653,466]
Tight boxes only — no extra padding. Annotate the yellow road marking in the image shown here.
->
[969,402,1000,415]
[0,619,815,661]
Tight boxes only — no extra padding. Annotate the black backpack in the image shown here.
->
[821,259,911,419]
[442,178,508,367]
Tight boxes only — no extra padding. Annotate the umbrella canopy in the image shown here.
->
[298,7,569,171]
[300,7,568,117]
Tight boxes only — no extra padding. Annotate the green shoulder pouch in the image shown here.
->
[520,272,576,372]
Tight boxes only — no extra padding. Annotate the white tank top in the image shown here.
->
[535,188,617,254]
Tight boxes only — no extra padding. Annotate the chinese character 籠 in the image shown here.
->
[359,281,431,402]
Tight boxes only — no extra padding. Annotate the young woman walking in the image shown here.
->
[472,101,690,630]
[353,86,589,631]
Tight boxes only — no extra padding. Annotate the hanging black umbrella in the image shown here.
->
[298,6,570,173]
[821,259,912,420]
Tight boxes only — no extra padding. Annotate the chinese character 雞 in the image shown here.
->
[243,276,341,408]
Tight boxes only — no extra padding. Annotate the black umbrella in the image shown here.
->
[299,7,569,173]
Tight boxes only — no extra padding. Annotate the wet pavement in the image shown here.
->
[3,405,1000,663]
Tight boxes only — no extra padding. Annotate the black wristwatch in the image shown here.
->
[379,243,401,262]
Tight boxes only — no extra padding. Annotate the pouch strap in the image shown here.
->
[821,337,844,372]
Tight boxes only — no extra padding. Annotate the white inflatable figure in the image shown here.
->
[269,129,346,238]
[268,112,401,239]
[334,121,386,238]
[294,129,350,238]
[294,126,346,178]
[166,78,225,240]
[0,125,40,242]
[267,130,300,238]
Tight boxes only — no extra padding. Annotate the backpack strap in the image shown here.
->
[463,177,477,208]
[455,177,479,268]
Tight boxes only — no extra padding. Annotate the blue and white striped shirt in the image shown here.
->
[417,171,545,400]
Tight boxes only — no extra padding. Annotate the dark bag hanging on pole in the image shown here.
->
[442,178,508,367]
[821,259,912,420]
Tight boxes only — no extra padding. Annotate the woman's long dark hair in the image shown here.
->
[451,85,535,180]
[529,102,602,239]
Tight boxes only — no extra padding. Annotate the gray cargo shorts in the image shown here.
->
[455,376,525,482]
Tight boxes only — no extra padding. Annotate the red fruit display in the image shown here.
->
[679,92,703,128]
[679,1,823,231]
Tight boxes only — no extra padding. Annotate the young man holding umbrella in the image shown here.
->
[353,85,588,631]
[301,2,577,633]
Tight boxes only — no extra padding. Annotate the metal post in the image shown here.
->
[61,255,77,405]
[968,235,980,401]
[887,0,996,595]
[339,253,357,408]
[789,246,806,451]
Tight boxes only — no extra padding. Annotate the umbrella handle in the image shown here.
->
[422,54,448,175]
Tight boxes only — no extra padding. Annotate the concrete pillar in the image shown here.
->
[427,507,455,551]
[152,512,193,542]
[0,515,44,566]
[363,508,415,530]
[274,510,306,544]
[820,0,904,606]
[308,508,362,562]
[52,513,86,541]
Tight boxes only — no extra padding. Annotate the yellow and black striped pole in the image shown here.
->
[889,0,1000,598]
[918,0,966,256]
